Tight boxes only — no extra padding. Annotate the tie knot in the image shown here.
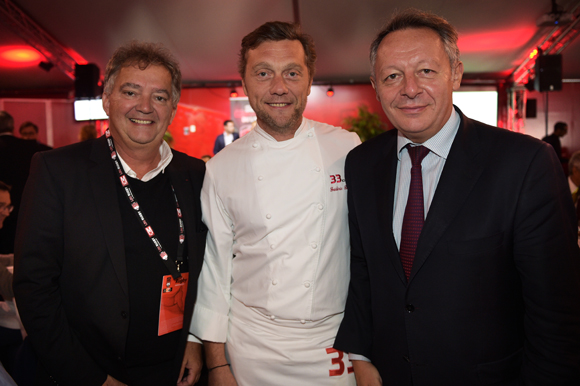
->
[407,145,430,166]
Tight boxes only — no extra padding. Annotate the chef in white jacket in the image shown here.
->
[190,21,360,386]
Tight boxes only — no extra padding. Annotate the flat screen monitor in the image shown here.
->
[452,89,498,127]
[74,99,109,121]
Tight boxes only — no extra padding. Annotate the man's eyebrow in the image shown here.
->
[153,88,170,96]
[120,82,141,89]
[119,83,170,96]
[251,62,272,71]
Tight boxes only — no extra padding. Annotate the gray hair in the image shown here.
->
[103,41,181,108]
[569,151,580,176]
[369,8,460,78]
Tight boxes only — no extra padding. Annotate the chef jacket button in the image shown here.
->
[266,213,272,219]
[270,315,276,320]
[272,279,278,285]
[405,304,415,313]
[258,175,264,181]
[270,244,275,249]
[310,242,317,249]
[252,143,258,148]
[315,167,321,172]
[300,320,306,324]
[317,204,324,210]
[304,281,311,288]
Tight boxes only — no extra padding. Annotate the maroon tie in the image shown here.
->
[400,145,430,280]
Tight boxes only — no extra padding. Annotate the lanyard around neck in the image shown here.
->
[106,130,184,279]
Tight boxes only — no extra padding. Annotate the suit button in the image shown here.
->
[121,311,128,319]
[405,304,415,313]
[403,355,410,362]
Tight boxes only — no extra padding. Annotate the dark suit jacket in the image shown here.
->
[334,108,580,386]
[0,134,47,253]
[213,132,239,155]
[13,136,207,385]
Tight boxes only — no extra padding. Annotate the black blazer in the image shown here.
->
[0,135,47,253]
[13,136,207,385]
[334,108,580,386]
[213,132,239,155]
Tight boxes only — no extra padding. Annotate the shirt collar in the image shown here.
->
[117,140,173,182]
[397,107,460,160]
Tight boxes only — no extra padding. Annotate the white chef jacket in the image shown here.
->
[190,118,360,342]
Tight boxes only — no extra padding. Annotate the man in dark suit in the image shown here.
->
[0,111,45,254]
[213,120,239,155]
[334,9,580,386]
[14,42,206,386]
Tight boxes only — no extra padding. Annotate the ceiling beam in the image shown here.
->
[0,0,78,80]
[511,0,580,85]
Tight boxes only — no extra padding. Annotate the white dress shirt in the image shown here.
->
[223,132,235,147]
[190,118,360,342]
[117,140,173,182]
[350,108,460,363]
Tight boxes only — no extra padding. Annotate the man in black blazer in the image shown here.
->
[213,120,239,155]
[334,9,580,386]
[0,111,46,254]
[14,42,206,386]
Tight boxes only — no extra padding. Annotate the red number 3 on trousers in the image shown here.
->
[325,348,354,376]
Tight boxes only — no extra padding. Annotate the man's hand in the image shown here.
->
[352,360,382,386]
[208,365,238,386]
[102,375,127,386]
[177,341,203,386]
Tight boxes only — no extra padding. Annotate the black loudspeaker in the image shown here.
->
[526,98,537,118]
[534,54,562,92]
[75,63,101,98]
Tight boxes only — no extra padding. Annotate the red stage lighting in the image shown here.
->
[326,86,334,97]
[0,46,43,67]
[230,89,238,98]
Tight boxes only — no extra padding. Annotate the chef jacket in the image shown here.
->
[190,118,361,342]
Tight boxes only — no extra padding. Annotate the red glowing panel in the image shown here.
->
[458,26,536,53]
[0,46,43,67]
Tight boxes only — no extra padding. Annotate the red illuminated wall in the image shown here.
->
[168,104,227,158]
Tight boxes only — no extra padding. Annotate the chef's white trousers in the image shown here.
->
[225,297,356,386]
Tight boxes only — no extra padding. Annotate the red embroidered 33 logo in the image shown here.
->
[330,174,344,184]
[325,348,353,377]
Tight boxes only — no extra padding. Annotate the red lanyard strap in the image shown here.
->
[106,130,184,279]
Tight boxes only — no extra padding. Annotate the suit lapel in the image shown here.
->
[372,132,407,284]
[89,137,129,296]
[409,110,486,282]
